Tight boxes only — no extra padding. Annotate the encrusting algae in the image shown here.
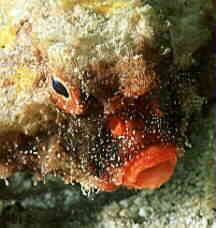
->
[0,0,210,192]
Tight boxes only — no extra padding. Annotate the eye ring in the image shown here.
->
[51,77,69,98]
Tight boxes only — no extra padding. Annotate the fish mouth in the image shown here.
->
[121,144,177,189]
[97,144,177,191]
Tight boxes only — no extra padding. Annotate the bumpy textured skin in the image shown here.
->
[0,109,214,227]
[0,0,211,192]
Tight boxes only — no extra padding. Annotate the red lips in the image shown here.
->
[97,115,177,192]
[119,144,177,189]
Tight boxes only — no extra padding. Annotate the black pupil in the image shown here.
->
[52,78,69,98]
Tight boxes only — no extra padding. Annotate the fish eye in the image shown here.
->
[51,77,69,98]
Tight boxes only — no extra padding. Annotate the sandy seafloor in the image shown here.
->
[0,105,214,228]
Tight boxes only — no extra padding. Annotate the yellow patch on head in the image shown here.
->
[59,0,142,14]
[0,25,17,48]
[13,66,38,93]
